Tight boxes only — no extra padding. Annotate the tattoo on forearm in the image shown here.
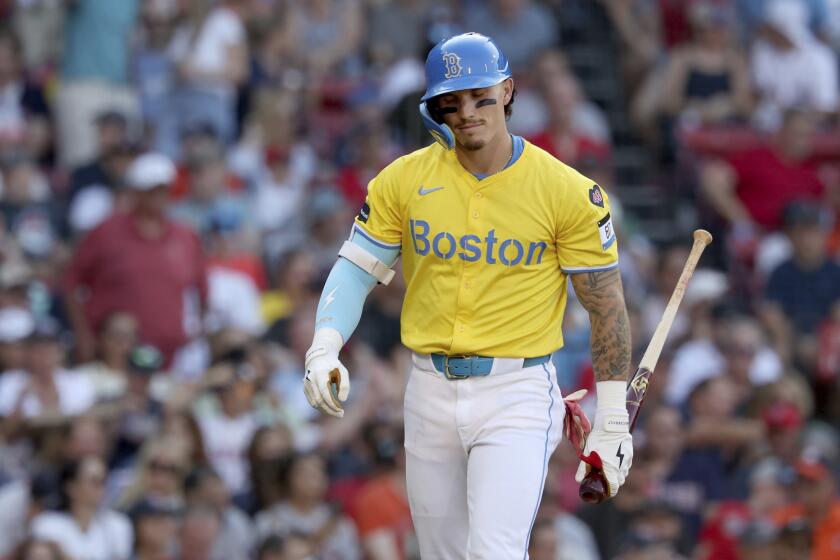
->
[571,268,632,382]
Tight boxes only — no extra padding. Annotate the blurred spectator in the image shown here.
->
[0,321,96,431]
[128,497,181,560]
[577,458,655,560]
[170,145,250,236]
[337,123,400,207]
[283,0,363,82]
[64,153,207,363]
[196,361,260,498]
[528,71,612,175]
[133,0,180,152]
[464,0,558,69]
[700,109,825,243]
[348,421,414,560]
[682,376,765,460]
[737,0,834,41]
[0,150,61,259]
[696,458,788,560]
[31,455,132,560]
[641,406,723,548]
[246,423,294,515]
[532,455,600,560]
[179,505,222,560]
[107,344,166,467]
[184,466,254,560]
[11,0,64,73]
[307,187,352,276]
[256,533,315,560]
[772,453,840,559]
[9,539,65,560]
[250,144,312,236]
[367,0,432,70]
[255,452,361,559]
[762,200,840,368]
[659,2,752,130]
[66,111,137,236]
[74,311,138,402]
[203,211,265,336]
[666,310,781,406]
[116,435,189,511]
[527,518,559,560]
[761,400,807,464]
[55,0,139,167]
[165,0,250,156]
[751,0,838,130]
[0,28,51,163]
[0,471,59,557]
[261,248,318,326]
[599,0,661,100]
[0,306,34,372]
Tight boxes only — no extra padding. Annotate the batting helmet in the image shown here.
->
[419,32,512,149]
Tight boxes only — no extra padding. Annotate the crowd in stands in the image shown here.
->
[0,0,840,559]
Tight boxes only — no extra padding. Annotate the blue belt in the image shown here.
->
[430,354,551,379]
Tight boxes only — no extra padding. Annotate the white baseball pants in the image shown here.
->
[404,354,564,559]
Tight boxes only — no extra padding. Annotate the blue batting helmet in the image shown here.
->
[419,33,512,149]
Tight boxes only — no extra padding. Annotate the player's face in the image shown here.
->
[436,80,513,151]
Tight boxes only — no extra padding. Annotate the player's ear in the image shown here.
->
[502,78,514,105]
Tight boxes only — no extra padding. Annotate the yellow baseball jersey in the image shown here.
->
[353,141,618,357]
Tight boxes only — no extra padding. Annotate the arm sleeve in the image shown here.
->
[556,172,619,274]
[314,230,400,343]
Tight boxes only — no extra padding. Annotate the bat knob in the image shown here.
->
[579,470,609,504]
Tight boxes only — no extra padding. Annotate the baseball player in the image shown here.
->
[304,33,634,558]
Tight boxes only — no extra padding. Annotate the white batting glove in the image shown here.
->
[304,328,350,418]
[575,381,633,498]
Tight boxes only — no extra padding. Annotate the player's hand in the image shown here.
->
[575,407,633,498]
[303,328,350,418]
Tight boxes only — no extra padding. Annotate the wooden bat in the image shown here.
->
[579,229,713,504]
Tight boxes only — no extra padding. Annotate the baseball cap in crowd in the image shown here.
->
[793,453,834,483]
[782,200,826,229]
[762,401,803,432]
[125,153,176,191]
[128,344,164,375]
[128,497,183,521]
[0,307,35,343]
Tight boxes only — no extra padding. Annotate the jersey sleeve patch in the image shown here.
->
[358,201,370,223]
[597,212,616,250]
[588,184,605,208]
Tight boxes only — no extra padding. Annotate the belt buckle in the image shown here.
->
[443,355,470,380]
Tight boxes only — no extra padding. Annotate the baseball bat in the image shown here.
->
[579,229,713,504]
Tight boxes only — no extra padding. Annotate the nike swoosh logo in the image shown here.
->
[419,186,445,196]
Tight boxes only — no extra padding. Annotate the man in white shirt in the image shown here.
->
[0,321,96,423]
[752,0,839,129]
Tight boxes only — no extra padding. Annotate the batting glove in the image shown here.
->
[304,328,350,418]
[575,381,633,498]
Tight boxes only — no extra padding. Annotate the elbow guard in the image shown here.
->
[338,241,395,285]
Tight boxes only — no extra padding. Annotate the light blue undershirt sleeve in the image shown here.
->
[314,229,400,342]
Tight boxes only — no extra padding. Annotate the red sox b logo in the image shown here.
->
[443,53,462,79]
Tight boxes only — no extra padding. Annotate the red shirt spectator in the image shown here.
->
[349,475,413,559]
[529,132,611,170]
[701,110,825,232]
[65,154,206,362]
[726,147,823,230]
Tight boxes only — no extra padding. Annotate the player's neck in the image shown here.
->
[454,130,513,177]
